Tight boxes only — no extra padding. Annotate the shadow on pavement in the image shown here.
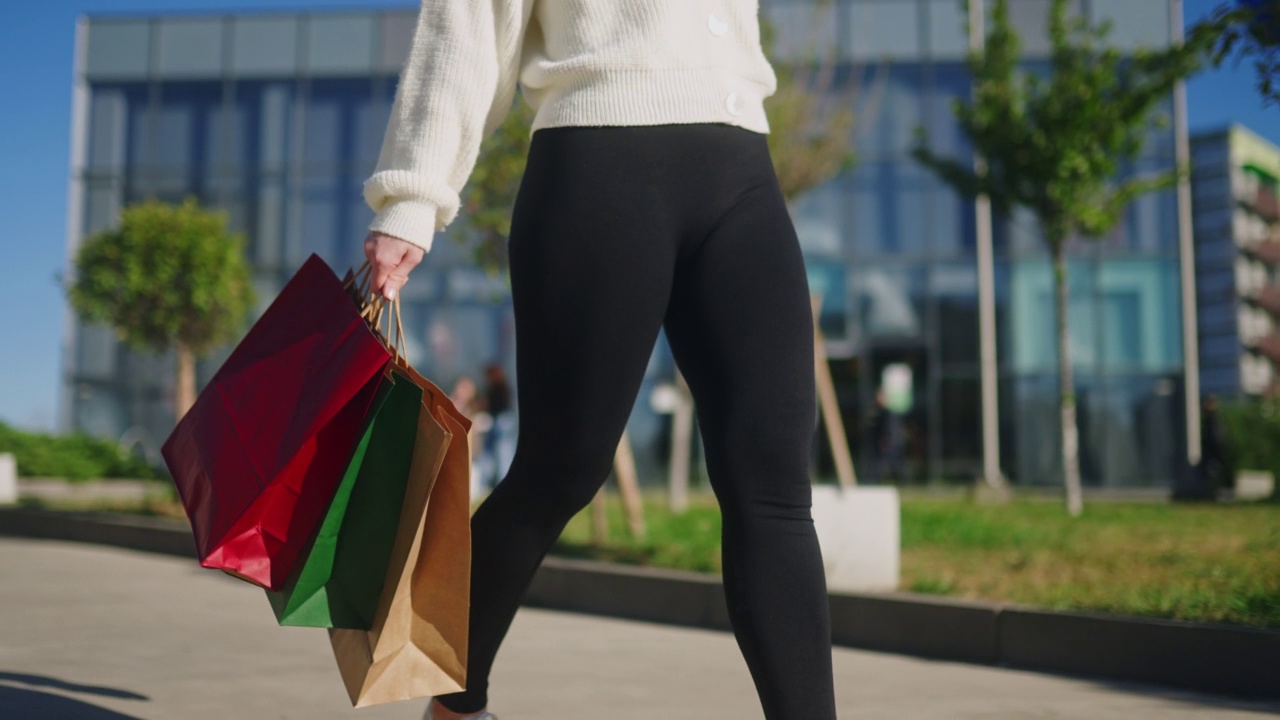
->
[0,672,149,700]
[1082,675,1280,715]
[0,673,148,719]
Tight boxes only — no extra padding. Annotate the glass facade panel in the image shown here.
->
[853,64,924,160]
[853,266,927,339]
[85,180,123,237]
[1006,0,1054,56]
[86,21,151,80]
[1093,375,1180,486]
[1098,259,1182,372]
[927,0,968,61]
[88,87,134,173]
[851,162,929,256]
[933,263,979,367]
[304,79,376,171]
[792,178,844,257]
[150,83,226,180]
[378,12,417,72]
[923,62,972,160]
[1008,258,1098,373]
[939,375,981,467]
[157,18,224,78]
[234,81,294,172]
[762,4,838,62]
[1092,0,1171,50]
[231,16,299,76]
[306,15,376,76]
[1091,161,1180,253]
[845,2,921,61]
[933,182,976,256]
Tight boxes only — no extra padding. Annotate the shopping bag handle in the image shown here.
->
[343,261,374,299]
[359,294,410,370]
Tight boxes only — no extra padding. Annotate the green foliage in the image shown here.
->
[69,198,256,356]
[0,422,160,482]
[760,1,858,202]
[459,99,536,272]
[913,0,1208,247]
[1191,0,1280,105]
[1220,398,1280,478]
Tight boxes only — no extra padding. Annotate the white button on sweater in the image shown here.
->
[363,0,780,252]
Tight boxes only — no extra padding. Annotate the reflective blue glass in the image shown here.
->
[923,62,972,159]
[231,16,298,76]
[932,263,979,367]
[791,177,845,257]
[86,21,151,80]
[851,162,929,256]
[304,79,376,171]
[234,81,295,173]
[1008,258,1098,374]
[852,63,925,160]
[927,0,968,61]
[845,1,921,61]
[1092,374,1181,486]
[157,18,224,78]
[851,266,927,340]
[306,15,376,75]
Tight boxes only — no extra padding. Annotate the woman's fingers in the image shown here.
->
[364,232,424,300]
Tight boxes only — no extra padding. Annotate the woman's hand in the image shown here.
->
[364,231,425,300]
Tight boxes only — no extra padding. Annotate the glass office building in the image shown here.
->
[64,0,1190,487]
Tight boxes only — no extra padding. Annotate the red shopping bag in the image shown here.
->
[161,254,392,591]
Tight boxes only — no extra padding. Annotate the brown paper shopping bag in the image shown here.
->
[328,380,474,708]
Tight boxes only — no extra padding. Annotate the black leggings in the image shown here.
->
[436,122,836,720]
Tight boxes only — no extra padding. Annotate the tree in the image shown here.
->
[69,198,256,423]
[912,0,1209,515]
[1192,0,1280,105]
[459,99,537,272]
[760,0,860,202]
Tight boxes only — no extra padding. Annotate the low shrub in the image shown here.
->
[1219,398,1280,499]
[0,422,161,481]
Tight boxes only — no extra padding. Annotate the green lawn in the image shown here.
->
[555,492,1280,629]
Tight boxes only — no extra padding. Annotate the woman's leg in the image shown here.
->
[662,152,837,719]
[433,126,682,714]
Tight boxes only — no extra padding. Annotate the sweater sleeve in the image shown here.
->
[363,0,534,253]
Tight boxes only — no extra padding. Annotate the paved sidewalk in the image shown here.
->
[1,538,1277,720]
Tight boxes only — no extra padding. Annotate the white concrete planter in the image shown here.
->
[0,454,16,505]
[1235,470,1275,501]
[810,485,900,593]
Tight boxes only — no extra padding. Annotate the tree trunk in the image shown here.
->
[613,431,647,540]
[591,486,608,545]
[1053,242,1084,517]
[175,344,197,424]
[668,369,694,513]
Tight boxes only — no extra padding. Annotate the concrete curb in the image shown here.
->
[2,507,1277,699]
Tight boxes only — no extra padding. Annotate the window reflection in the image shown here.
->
[853,267,925,339]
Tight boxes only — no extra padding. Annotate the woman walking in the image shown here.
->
[362,2,837,718]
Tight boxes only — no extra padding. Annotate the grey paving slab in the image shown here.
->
[0,538,1277,720]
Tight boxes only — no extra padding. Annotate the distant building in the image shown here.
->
[1191,125,1280,398]
[64,0,1192,487]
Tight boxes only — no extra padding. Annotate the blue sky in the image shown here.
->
[0,0,1276,432]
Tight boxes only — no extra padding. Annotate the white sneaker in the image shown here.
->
[424,698,499,720]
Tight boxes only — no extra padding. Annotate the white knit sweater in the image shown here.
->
[363,0,779,252]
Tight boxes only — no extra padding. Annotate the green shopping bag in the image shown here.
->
[266,366,424,628]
